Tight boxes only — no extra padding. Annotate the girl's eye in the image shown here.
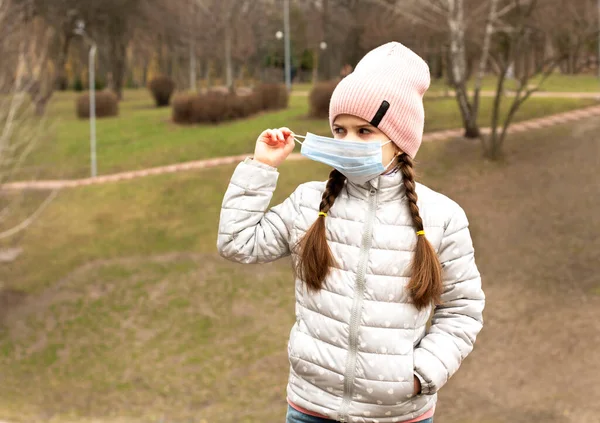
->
[359,128,372,134]
[334,127,345,134]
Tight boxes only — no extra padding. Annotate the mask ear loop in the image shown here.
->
[383,142,401,171]
[293,134,305,145]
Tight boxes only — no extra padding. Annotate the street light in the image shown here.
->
[275,26,291,90]
[597,0,600,81]
[283,0,292,92]
[74,19,98,178]
[320,41,328,51]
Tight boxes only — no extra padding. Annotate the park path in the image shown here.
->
[3,104,600,191]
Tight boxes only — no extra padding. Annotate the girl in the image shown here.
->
[217,42,485,423]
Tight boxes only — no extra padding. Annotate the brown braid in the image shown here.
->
[398,154,424,231]
[296,169,346,292]
[319,169,346,213]
[398,153,443,310]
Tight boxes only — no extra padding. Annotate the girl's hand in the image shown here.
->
[413,376,421,395]
[253,127,295,168]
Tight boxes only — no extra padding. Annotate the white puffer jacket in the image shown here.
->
[217,158,485,423]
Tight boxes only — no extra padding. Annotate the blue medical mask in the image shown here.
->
[294,132,396,185]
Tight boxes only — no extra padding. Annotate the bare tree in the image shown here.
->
[482,0,599,159]
[0,0,58,244]
[364,0,598,159]
[19,15,56,116]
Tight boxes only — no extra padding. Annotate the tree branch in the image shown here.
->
[0,189,58,240]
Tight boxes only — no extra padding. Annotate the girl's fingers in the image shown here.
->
[264,129,279,146]
[261,128,294,148]
[275,129,284,142]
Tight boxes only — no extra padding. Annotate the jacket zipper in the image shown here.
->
[338,186,378,423]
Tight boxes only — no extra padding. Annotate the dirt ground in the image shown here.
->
[1,117,599,423]
[427,118,600,423]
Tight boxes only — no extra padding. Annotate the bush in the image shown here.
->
[255,83,288,111]
[148,75,176,107]
[171,84,287,125]
[172,94,193,124]
[94,78,106,91]
[309,81,339,118]
[194,92,230,123]
[76,90,119,119]
[73,77,84,92]
[230,92,261,119]
[56,76,69,91]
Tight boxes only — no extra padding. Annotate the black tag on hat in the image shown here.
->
[370,100,390,127]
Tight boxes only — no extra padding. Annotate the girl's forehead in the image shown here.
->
[333,114,371,127]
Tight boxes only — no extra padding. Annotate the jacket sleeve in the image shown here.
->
[217,158,302,264]
[413,205,486,395]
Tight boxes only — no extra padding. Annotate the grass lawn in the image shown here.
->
[17,89,597,181]
[1,115,600,422]
[428,73,600,94]
[300,74,600,95]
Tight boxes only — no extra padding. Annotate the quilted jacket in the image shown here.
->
[217,158,485,423]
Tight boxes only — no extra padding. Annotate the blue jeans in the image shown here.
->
[286,405,434,423]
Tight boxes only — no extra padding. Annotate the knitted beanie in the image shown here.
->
[329,42,430,158]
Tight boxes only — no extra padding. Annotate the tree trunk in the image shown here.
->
[190,38,196,91]
[470,0,497,138]
[55,33,72,90]
[224,25,233,92]
[34,98,47,116]
[457,85,479,138]
[312,47,319,83]
[205,60,212,88]
[110,37,127,100]
[448,0,480,137]
[322,0,331,80]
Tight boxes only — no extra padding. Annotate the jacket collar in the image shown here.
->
[345,171,406,203]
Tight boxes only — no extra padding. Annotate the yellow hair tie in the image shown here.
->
[416,230,425,236]
[318,212,327,217]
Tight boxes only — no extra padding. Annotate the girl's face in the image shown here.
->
[332,114,401,172]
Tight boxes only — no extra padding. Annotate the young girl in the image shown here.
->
[217,42,485,423]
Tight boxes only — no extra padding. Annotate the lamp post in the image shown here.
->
[597,0,600,82]
[74,20,98,178]
[283,0,291,91]
[313,41,327,83]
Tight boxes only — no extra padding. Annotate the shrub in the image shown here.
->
[230,92,261,119]
[255,83,288,111]
[73,77,84,92]
[148,75,176,107]
[76,90,119,119]
[309,81,338,118]
[195,91,230,123]
[94,78,106,91]
[172,94,194,124]
[56,76,69,91]
[171,83,287,125]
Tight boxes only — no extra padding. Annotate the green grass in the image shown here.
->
[292,82,313,92]
[1,116,599,421]
[17,89,597,181]
[0,159,334,422]
[302,74,600,95]
[427,73,600,94]
[1,131,477,421]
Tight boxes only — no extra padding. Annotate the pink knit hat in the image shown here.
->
[329,42,430,158]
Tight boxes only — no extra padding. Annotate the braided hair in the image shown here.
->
[297,158,442,309]
[398,153,443,309]
[296,169,346,292]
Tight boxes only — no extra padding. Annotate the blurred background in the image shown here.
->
[0,0,599,422]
